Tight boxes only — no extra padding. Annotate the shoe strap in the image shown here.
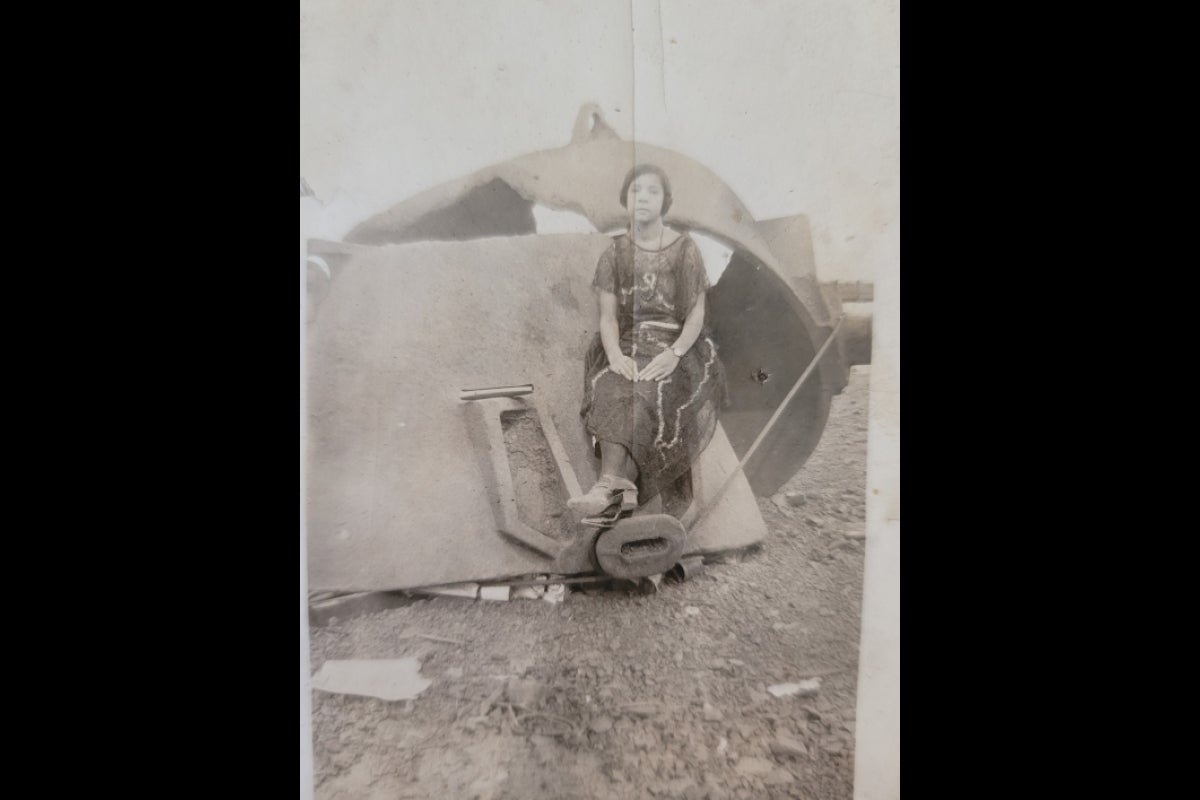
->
[604,476,636,491]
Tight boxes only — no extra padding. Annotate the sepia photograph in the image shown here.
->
[301,2,898,798]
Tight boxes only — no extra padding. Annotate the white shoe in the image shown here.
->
[567,474,638,515]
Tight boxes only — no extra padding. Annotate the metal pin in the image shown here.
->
[459,384,534,401]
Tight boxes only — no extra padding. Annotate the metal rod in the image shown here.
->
[691,314,846,529]
[483,575,609,588]
[459,384,534,401]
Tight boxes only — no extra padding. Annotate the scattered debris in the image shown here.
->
[307,368,872,798]
[767,678,822,698]
[542,584,565,603]
[785,491,808,507]
[668,556,706,582]
[479,585,511,601]
[770,736,809,759]
[311,658,432,702]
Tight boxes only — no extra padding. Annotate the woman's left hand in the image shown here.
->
[638,349,681,381]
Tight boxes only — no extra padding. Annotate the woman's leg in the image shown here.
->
[599,441,639,485]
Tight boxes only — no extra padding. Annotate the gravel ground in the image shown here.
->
[308,365,870,800]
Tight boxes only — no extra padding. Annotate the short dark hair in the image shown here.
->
[619,163,673,215]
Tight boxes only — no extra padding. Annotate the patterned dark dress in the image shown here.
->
[581,231,727,503]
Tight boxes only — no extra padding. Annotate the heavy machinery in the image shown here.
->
[304,105,869,594]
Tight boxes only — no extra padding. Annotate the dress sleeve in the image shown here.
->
[677,236,711,315]
[592,243,617,294]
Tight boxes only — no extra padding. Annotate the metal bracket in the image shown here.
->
[462,394,584,560]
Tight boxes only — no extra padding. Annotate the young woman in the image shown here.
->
[569,164,727,516]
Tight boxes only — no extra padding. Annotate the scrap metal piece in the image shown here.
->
[311,658,432,702]
[479,585,511,601]
[594,515,687,580]
[460,384,534,401]
[668,556,706,583]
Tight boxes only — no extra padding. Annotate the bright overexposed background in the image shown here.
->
[300,0,898,284]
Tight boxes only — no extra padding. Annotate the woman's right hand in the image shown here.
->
[609,353,639,381]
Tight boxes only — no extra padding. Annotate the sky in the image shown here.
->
[300,0,898,283]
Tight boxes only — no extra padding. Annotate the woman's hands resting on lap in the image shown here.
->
[637,349,680,382]
[608,352,639,381]
[607,348,680,382]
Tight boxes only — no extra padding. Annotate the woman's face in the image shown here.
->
[627,173,665,223]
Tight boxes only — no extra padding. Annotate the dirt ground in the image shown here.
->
[308,365,870,800]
